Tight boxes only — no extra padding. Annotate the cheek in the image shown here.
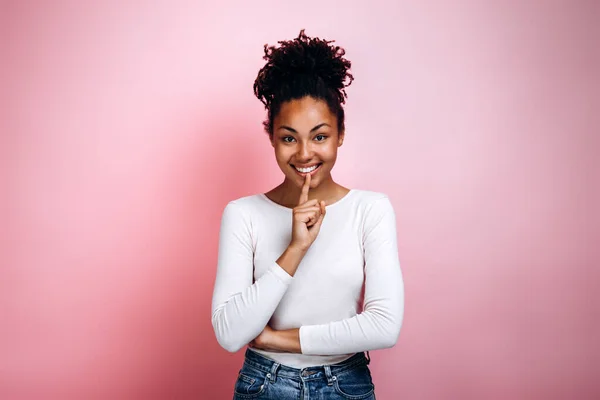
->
[321,145,338,162]
[274,149,292,167]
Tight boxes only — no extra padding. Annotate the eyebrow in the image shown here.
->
[277,123,331,133]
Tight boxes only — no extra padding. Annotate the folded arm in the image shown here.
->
[211,202,296,352]
[254,196,404,355]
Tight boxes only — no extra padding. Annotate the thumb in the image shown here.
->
[311,201,326,231]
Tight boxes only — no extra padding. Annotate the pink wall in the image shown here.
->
[2,1,599,399]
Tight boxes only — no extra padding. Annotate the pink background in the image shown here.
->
[2,1,599,399]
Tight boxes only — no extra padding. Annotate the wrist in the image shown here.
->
[287,243,309,254]
[267,329,280,349]
[276,245,307,277]
[254,328,301,353]
[280,328,301,353]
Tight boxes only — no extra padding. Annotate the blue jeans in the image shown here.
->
[233,348,376,399]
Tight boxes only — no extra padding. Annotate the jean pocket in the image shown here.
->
[233,366,269,398]
[333,365,375,399]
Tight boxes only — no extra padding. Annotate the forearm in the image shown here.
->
[275,245,307,277]
[298,307,403,355]
[260,305,403,355]
[212,262,291,352]
[212,246,307,352]
[261,328,302,353]
[258,267,404,356]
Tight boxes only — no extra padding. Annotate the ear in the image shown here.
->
[337,130,345,147]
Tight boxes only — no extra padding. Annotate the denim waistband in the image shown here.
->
[243,349,370,380]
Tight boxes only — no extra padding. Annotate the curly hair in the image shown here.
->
[253,29,354,137]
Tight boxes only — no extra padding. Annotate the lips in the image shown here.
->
[292,163,322,175]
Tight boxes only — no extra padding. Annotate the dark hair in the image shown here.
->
[253,29,354,137]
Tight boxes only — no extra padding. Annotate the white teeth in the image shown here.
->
[295,164,319,173]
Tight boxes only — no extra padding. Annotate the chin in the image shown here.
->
[292,174,316,185]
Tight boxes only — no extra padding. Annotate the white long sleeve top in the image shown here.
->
[210,189,404,368]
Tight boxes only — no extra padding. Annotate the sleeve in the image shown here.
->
[211,202,293,353]
[298,196,404,355]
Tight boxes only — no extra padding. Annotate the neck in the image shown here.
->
[278,175,339,206]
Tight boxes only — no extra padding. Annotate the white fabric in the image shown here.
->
[211,189,404,368]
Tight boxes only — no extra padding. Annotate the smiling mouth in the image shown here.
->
[292,163,322,174]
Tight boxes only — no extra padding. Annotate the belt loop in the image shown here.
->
[365,351,371,364]
[267,362,279,383]
[324,365,335,386]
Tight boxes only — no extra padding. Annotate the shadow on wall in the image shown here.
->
[155,109,270,399]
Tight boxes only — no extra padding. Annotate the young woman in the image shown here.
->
[211,30,404,400]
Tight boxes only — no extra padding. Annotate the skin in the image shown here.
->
[250,96,350,353]
[264,96,350,209]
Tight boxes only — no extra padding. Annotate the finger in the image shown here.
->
[295,210,319,224]
[295,210,319,222]
[294,207,321,219]
[310,205,322,226]
[312,201,327,229]
[298,173,311,205]
[312,213,324,230]
[293,205,321,214]
[299,203,324,227]
[295,199,318,208]
[317,201,326,222]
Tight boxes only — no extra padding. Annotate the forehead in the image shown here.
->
[275,97,336,129]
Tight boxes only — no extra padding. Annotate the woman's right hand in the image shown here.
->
[289,173,326,252]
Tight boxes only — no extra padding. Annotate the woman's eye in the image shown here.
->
[282,136,295,143]
[315,135,327,141]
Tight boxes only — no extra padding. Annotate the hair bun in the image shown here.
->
[255,29,353,108]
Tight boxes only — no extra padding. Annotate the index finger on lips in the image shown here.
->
[298,173,311,205]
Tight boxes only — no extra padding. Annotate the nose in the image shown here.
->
[296,141,313,161]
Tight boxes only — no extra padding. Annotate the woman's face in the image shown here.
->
[270,96,344,190]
